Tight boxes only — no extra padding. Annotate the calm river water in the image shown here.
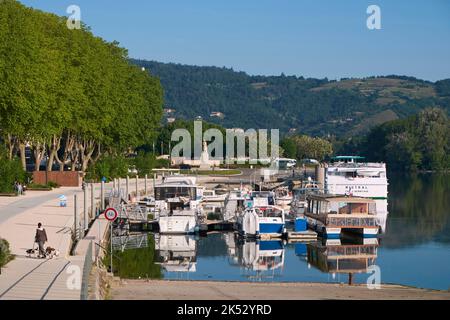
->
[113,173,450,290]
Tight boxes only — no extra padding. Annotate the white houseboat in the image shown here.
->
[154,176,203,234]
[325,156,388,213]
[305,194,380,238]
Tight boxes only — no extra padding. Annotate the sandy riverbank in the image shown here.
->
[111,280,450,300]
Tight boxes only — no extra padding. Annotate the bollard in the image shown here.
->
[144,174,148,196]
[74,194,78,241]
[135,175,139,201]
[83,185,88,232]
[126,176,129,200]
[101,180,105,211]
[90,183,94,220]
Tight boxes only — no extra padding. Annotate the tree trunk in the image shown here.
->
[92,143,102,163]
[46,135,61,172]
[57,132,76,172]
[18,142,27,171]
[71,152,79,171]
[33,142,46,172]
[79,139,96,172]
[6,134,17,160]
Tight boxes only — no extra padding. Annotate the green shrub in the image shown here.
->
[0,238,14,269]
[131,152,169,176]
[86,155,129,181]
[0,154,26,193]
[47,181,60,188]
[27,183,52,190]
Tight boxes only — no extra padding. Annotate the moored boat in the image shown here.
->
[325,156,388,215]
[238,205,286,238]
[305,194,380,238]
[274,187,293,207]
[154,176,203,234]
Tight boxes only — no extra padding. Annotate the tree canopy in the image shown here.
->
[281,135,333,161]
[0,0,163,172]
[338,107,450,171]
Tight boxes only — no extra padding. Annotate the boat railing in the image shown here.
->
[326,215,378,227]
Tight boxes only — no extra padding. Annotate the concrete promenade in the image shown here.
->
[0,178,151,300]
[113,280,450,300]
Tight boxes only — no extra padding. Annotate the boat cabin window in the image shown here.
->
[256,208,283,218]
[155,186,197,201]
[331,202,369,214]
[251,193,275,206]
[215,189,228,195]
[345,171,357,178]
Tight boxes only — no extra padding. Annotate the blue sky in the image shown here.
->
[19,0,450,81]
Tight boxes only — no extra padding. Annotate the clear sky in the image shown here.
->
[19,0,450,81]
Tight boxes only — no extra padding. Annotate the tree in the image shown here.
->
[284,135,333,161]
[339,107,450,171]
[0,147,26,193]
[0,1,164,173]
[281,138,296,159]
[415,108,449,170]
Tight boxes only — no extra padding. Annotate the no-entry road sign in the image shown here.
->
[104,207,118,222]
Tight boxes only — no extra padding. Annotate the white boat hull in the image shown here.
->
[159,216,197,234]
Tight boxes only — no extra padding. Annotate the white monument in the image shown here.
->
[199,140,212,170]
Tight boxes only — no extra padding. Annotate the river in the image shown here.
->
[112,173,450,290]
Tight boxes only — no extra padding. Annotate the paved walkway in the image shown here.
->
[0,178,152,300]
[0,187,84,300]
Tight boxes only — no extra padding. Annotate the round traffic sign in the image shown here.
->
[104,207,118,221]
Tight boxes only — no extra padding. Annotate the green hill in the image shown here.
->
[131,59,450,137]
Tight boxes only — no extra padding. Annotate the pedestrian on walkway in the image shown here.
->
[35,223,48,258]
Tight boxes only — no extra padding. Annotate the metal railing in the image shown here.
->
[326,216,377,227]
[80,241,93,300]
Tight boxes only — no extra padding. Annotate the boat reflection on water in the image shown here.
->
[154,234,197,274]
[224,233,239,265]
[304,237,379,284]
[375,199,388,234]
[233,236,285,281]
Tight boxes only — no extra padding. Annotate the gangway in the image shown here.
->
[112,233,149,252]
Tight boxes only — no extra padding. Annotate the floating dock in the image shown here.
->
[287,230,318,241]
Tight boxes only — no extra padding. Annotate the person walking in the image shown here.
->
[35,223,48,258]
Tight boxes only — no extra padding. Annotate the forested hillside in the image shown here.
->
[338,108,450,171]
[132,59,450,137]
